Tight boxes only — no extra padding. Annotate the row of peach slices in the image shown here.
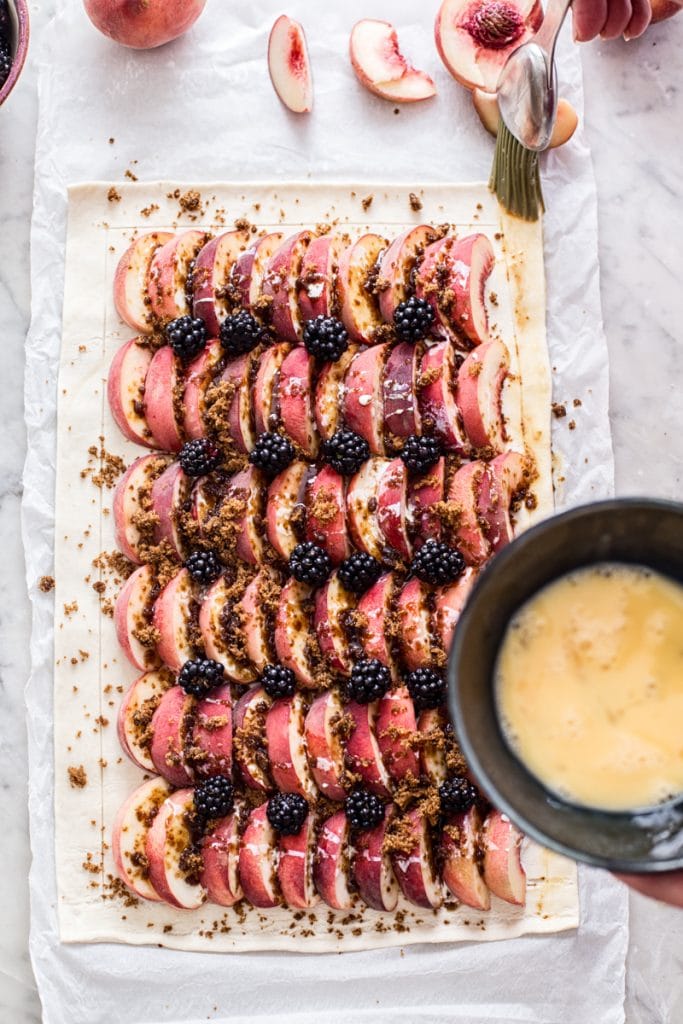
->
[114,774,525,913]
[267,4,578,150]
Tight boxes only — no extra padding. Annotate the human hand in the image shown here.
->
[615,871,683,908]
[573,0,652,41]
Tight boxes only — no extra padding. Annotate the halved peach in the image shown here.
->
[472,88,579,149]
[457,339,510,452]
[152,567,196,673]
[350,19,437,103]
[113,453,170,564]
[304,690,347,801]
[112,776,173,902]
[265,693,318,799]
[148,229,210,322]
[306,466,350,565]
[262,230,315,342]
[337,233,387,344]
[192,230,248,336]
[142,345,185,453]
[343,343,389,455]
[434,0,543,94]
[107,338,156,448]
[114,563,160,671]
[114,231,173,333]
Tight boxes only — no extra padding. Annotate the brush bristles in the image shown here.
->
[490,120,545,222]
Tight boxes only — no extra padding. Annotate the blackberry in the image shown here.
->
[393,296,435,343]
[338,552,383,595]
[179,438,221,477]
[185,549,222,585]
[322,429,370,476]
[407,667,447,710]
[166,315,207,362]
[249,431,295,476]
[439,776,478,815]
[346,658,391,704]
[261,664,297,700]
[412,539,465,586]
[345,789,385,832]
[220,310,264,355]
[194,775,234,821]
[267,792,308,835]
[400,434,441,475]
[0,38,10,87]
[178,658,225,697]
[303,315,349,363]
[289,541,332,587]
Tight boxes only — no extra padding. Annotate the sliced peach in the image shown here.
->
[146,788,206,909]
[112,776,173,902]
[107,338,156,448]
[182,339,223,441]
[434,567,478,653]
[306,465,350,565]
[192,230,248,336]
[314,344,359,442]
[201,813,243,907]
[479,450,530,552]
[278,345,320,457]
[265,693,318,800]
[268,15,313,114]
[252,342,291,436]
[376,686,420,782]
[304,690,347,801]
[343,343,389,455]
[224,466,266,565]
[417,706,451,783]
[117,668,173,772]
[416,234,494,347]
[262,230,315,342]
[446,460,491,566]
[149,686,196,788]
[266,460,311,560]
[148,229,210,322]
[238,804,281,908]
[274,578,319,688]
[337,233,387,345]
[198,575,257,684]
[345,701,392,798]
[218,352,257,454]
[347,457,390,561]
[390,807,443,908]
[192,683,233,779]
[376,457,412,559]
[353,804,399,912]
[113,453,170,564]
[233,685,273,792]
[231,232,284,314]
[350,19,437,103]
[313,810,355,910]
[149,461,190,559]
[409,456,446,547]
[482,809,526,906]
[457,339,510,452]
[114,563,160,671]
[377,225,439,323]
[114,231,173,333]
[441,805,491,910]
[142,345,184,453]
[298,232,347,322]
[152,567,196,673]
[357,571,400,679]
[313,571,355,677]
[278,812,320,909]
[383,341,422,439]
[236,567,279,673]
[396,578,434,671]
[418,342,470,454]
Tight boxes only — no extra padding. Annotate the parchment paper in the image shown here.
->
[24,1,625,1022]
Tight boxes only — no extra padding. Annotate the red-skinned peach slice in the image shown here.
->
[113,453,169,563]
[265,693,318,799]
[383,341,423,439]
[146,788,207,909]
[314,344,359,442]
[652,0,683,23]
[337,233,387,344]
[313,810,355,910]
[200,813,243,907]
[479,450,530,552]
[189,476,217,539]
[472,89,578,149]
[347,457,390,561]
[192,683,233,779]
[353,804,400,912]
[117,668,174,772]
[343,343,389,455]
[434,567,477,653]
[313,572,355,677]
[390,807,443,909]
[305,466,350,565]
[274,578,319,688]
[114,563,160,671]
[268,15,313,114]
[482,810,526,905]
[278,812,319,908]
[266,460,311,560]
[112,776,173,902]
[149,461,190,559]
[219,353,257,454]
[152,567,196,673]
[224,466,266,565]
[278,345,320,457]
[192,230,248,336]
[262,231,314,342]
[304,690,347,800]
[231,232,284,314]
[446,460,490,566]
[107,338,157,448]
[114,231,174,332]
[147,229,210,322]
[298,233,346,322]
[441,805,491,910]
[345,701,392,798]
[182,339,223,440]
[396,578,433,671]
[416,234,494,347]
[198,575,258,684]
[456,339,510,452]
[409,456,446,547]
[236,568,279,673]
[233,685,273,792]
[252,342,291,436]
[377,225,439,322]
[376,686,420,782]
[349,20,437,103]
[417,342,470,454]
[149,685,196,787]
[434,0,543,94]
[377,458,412,559]
[417,707,450,783]
[357,572,400,678]
[143,345,185,453]
[238,803,281,908]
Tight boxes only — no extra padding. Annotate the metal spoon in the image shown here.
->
[497,0,573,152]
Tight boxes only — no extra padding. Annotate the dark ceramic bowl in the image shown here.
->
[448,499,683,873]
[0,0,29,107]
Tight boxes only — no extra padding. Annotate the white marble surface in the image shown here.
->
[1,4,682,1022]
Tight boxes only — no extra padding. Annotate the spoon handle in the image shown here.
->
[533,0,573,59]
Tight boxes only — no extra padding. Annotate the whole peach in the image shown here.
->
[83,0,207,49]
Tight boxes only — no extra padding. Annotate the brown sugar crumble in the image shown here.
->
[107,187,121,203]
[409,192,423,212]
[361,194,374,212]
[68,765,88,789]
[39,575,55,593]
[81,442,126,489]
[552,403,567,419]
